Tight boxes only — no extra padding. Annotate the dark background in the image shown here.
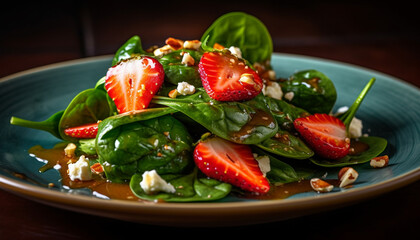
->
[1,1,419,239]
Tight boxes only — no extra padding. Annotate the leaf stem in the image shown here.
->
[339,77,376,132]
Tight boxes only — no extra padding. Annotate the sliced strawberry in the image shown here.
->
[193,135,270,194]
[64,122,98,139]
[105,56,164,113]
[293,113,350,159]
[198,51,262,101]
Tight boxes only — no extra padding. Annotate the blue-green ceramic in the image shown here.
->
[1,54,419,226]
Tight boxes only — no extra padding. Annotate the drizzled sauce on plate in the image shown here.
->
[26,142,357,202]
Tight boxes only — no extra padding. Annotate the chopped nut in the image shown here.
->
[168,89,179,98]
[165,37,184,50]
[213,42,225,50]
[183,40,201,50]
[181,52,195,66]
[153,45,173,57]
[90,162,104,174]
[267,70,276,80]
[310,178,334,193]
[239,73,261,91]
[370,155,389,168]
[64,143,77,157]
[338,167,359,188]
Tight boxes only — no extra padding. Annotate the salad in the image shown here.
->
[10,12,388,202]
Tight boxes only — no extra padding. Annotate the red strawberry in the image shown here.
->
[64,122,98,139]
[193,135,270,194]
[293,113,350,159]
[105,56,164,113]
[198,51,263,101]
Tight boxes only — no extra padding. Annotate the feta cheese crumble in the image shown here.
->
[262,82,283,100]
[254,154,271,177]
[177,81,196,95]
[228,46,242,58]
[68,155,92,181]
[140,170,176,194]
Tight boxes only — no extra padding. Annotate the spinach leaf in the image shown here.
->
[252,147,300,184]
[130,168,232,202]
[158,49,203,87]
[152,89,278,144]
[10,87,115,142]
[59,88,115,142]
[201,12,273,64]
[10,110,64,139]
[256,129,313,159]
[310,136,388,167]
[280,70,337,114]
[339,78,376,132]
[253,96,313,159]
[111,35,149,66]
[96,112,193,183]
[265,96,310,132]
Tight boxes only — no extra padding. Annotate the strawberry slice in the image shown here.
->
[64,122,98,139]
[198,51,263,101]
[193,135,270,194]
[293,113,350,159]
[105,56,164,113]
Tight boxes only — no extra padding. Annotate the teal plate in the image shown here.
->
[1,54,420,227]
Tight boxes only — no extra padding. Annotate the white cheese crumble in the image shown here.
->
[334,106,364,138]
[177,81,196,95]
[68,155,92,181]
[284,92,294,101]
[140,170,176,194]
[349,117,363,138]
[254,154,271,177]
[262,82,283,100]
[228,46,242,58]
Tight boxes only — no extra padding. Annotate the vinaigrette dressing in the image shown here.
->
[27,141,360,202]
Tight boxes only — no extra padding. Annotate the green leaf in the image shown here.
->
[309,136,388,167]
[152,89,278,144]
[111,35,149,66]
[280,69,337,114]
[158,49,203,87]
[252,147,300,184]
[58,88,115,142]
[96,111,193,182]
[201,12,273,64]
[10,110,64,139]
[256,129,313,159]
[130,168,232,202]
[339,78,376,132]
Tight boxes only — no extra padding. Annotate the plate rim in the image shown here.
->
[1,53,420,225]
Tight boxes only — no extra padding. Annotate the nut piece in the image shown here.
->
[153,45,173,57]
[168,89,178,98]
[183,40,201,50]
[165,37,184,50]
[64,143,77,157]
[239,73,261,91]
[181,52,195,66]
[370,155,389,168]
[338,167,359,188]
[310,178,334,193]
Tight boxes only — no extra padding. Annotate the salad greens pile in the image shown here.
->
[10,12,387,202]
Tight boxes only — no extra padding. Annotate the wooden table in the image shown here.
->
[1,1,419,239]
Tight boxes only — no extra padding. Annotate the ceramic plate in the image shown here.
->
[1,54,420,227]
